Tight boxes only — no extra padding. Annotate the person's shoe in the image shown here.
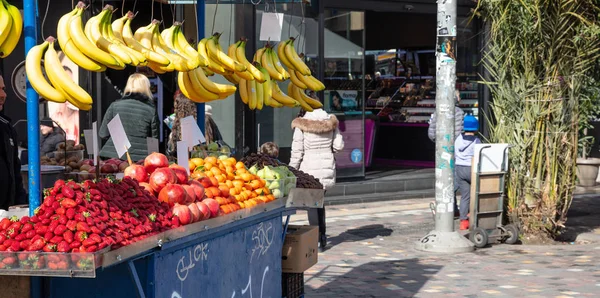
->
[459,219,469,230]
[318,234,327,252]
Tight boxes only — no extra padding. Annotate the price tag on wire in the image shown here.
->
[259,12,284,41]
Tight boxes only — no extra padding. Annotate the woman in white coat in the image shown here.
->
[290,109,344,250]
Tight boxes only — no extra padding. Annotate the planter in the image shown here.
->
[576,157,600,186]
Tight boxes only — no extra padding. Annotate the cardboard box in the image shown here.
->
[282,225,318,273]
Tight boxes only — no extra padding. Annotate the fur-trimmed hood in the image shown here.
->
[291,114,339,134]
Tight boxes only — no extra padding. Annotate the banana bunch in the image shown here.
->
[161,22,207,70]
[0,0,22,58]
[255,44,289,82]
[178,67,237,103]
[278,38,325,92]
[239,63,299,110]
[223,38,265,85]
[288,84,323,112]
[58,2,124,71]
[134,19,192,73]
[198,33,247,78]
[25,37,93,110]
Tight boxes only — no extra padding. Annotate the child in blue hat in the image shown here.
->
[455,115,481,230]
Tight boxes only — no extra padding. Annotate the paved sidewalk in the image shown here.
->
[292,196,600,297]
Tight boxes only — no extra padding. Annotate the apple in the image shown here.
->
[187,203,201,223]
[144,152,169,174]
[188,180,205,201]
[169,164,189,184]
[118,161,130,172]
[105,158,121,165]
[150,168,177,193]
[203,198,220,218]
[124,164,148,183]
[100,163,118,174]
[139,182,154,194]
[81,159,94,166]
[158,184,187,206]
[195,202,210,220]
[172,204,192,225]
[182,185,196,204]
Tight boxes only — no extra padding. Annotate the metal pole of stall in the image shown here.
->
[416,0,473,253]
[196,0,206,135]
[24,0,40,215]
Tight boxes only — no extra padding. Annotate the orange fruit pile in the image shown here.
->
[189,156,276,214]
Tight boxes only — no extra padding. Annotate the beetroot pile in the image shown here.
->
[0,177,177,270]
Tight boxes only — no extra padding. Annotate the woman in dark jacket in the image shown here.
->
[99,74,159,162]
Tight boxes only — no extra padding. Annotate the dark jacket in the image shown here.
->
[40,128,65,156]
[99,93,159,162]
[0,114,27,209]
[428,106,464,142]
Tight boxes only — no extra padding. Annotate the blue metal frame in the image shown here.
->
[128,260,147,298]
[196,1,206,135]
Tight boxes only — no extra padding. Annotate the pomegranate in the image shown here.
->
[182,185,196,204]
[188,180,205,201]
[187,203,201,223]
[172,204,192,225]
[124,165,148,183]
[195,202,210,220]
[144,152,169,174]
[169,164,189,184]
[150,168,177,193]
[158,184,187,206]
[203,198,220,218]
[81,159,94,166]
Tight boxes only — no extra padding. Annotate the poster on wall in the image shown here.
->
[47,52,80,144]
[325,90,358,112]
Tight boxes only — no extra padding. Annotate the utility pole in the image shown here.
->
[416,0,473,253]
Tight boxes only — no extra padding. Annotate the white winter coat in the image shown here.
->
[289,110,345,190]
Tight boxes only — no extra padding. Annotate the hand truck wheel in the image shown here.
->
[469,227,488,248]
[503,224,519,244]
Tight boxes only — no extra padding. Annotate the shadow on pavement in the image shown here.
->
[326,224,393,250]
[557,194,600,242]
[306,258,442,297]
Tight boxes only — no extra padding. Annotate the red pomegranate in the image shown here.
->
[144,152,169,174]
[187,203,201,223]
[169,164,189,184]
[172,204,192,225]
[124,164,148,183]
[188,180,205,201]
[150,168,177,194]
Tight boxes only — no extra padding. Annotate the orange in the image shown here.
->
[205,171,214,178]
[249,180,261,189]
[205,156,217,165]
[209,177,219,187]
[235,161,246,169]
[238,202,245,209]
[210,167,222,176]
[263,187,271,195]
[232,180,244,189]
[191,158,204,167]
[204,163,214,171]
[241,173,253,182]
[236,168,248,174]
[216,175,225,183]
[254,188,264,195]
[219,185,230,197]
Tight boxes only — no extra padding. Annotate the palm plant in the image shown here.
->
[474,0,600,239]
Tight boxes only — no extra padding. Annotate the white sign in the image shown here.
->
[259,12,284,42]
[92,122,99,166]
[177,141,190,175]
[83,129,93,155]
[180,116,205,149]
[107,114,131,158]
[147,137,159,155]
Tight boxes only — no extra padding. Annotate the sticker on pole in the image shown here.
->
[180,116,205,149]
[177,141,190,175]
[106,114,131,158]
[259,12,284,41]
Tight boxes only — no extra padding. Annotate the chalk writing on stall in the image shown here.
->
[172,291,182,298]
[250,222,274,263]
[231,266,270,298]
[176,242,209,282]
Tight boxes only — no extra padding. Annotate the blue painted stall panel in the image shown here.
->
[155,217,282,298]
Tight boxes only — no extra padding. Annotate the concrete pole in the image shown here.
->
[416,0,473,253]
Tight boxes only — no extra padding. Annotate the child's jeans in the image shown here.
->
[455,165,472,220]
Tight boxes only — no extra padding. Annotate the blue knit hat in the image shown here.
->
[464,115,479,132]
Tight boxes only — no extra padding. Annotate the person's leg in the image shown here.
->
[456,166,471,221]
[318,207,326,245]
[308,209,319,226]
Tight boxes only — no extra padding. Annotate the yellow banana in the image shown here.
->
[147,61,168,74]
[227,42,253,81]
[236,40,265,83]
[269,48,289,79]
[239,79,249,104]
[284,38,311,75]
[44,39,92,106]
[288,67,308,89]
[295,71,322,91]
[105,10,146,66]
[195,65,237,95]
[267,98,283,108]
[297,87,323,108]
[123,15,170,66]
[0,0,22,58]
[305,74,326,91]
[255,74,264,110]
[57,8,105,72]
[203,67,215,76]
[178,72,197,102]
[0,0,13,52]
[206,33,246,72]
[290,84,313,112]
[198,38,227,75]
[253,47,265,63]
[188,68,221,101]
[223,73,241,85]
[88,9,132,65]
[277,40,295,70]
[175,25,207,67]
[68,5,123,69]
[271,81,298,107]
[25,41,65,103]
[111,14,128,42]
[262,48,284,81]
[256,65,272,106]
[247,79,257,110]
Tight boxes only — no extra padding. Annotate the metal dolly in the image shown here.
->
[469,145,519,248]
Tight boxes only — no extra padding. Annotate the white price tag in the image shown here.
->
[92,122,99,166]
[147,137,159,155]
[180,116,205,149]
[259,12,284,42]
[107,114,131,158]
[83,129,93,155]
[177,141,190,175]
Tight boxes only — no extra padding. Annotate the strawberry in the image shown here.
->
[13,234,26,241]
[47,262,58,270]
[76,222,91,233]
[19,216,30,224]
[74,214,85,222]
[9,241,20,251]
[88,234,102,244]
[34,225,48,236]
[21,223,34,233]
[6,228,17,239]
[63,230,74,244]
[28,239,45,251]
[58,215,68,225]
[82,238,96,248]
[48,220,60,233]
[43,243,57,252]
[25,230,36,239]
[51,201,60,210]
[49,236,63,244]
[75,231,87,242]
[85,245,98,253]
[90,227,102,235]
[43,232,54,242]
[57,241,70,253]
[70,241,82,249]
[0,245,6,251]
[2,257,16,265]
[56,261,68,270]
[66,208,76,220]
[0,234,6,244]
[9,221,22,231]
[19,240,31,250]
[61,187,75,199]
[55,208,66,215]
[18,253,28,261]
[66,220,77,231]
[76,258,92,270]
[54,225,67,235]
[41,218,51,225]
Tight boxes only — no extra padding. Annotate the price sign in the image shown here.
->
[107,114,131,158]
